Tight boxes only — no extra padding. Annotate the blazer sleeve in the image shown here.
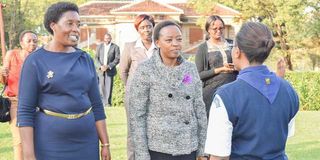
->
[195,44,217,81]
[119,42,132,85]
[128,64,151,160]
[95,44,102,69]
[192,65,208,156]
[108,44,120,69]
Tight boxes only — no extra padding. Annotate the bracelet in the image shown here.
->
[100,143,110,147]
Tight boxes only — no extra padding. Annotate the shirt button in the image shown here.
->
[186,96,190,100]
[168,93,173,98]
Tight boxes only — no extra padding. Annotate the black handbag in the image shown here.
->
[0,85,11,122]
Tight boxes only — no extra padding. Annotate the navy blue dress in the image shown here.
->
[17,48,106,160]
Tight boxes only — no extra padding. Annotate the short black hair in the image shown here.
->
[44,2,79,35]
[19,30,37,42]
[235,22,275,64]
[153,20,181,42]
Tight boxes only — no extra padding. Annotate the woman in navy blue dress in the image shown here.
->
[17,2,111,160]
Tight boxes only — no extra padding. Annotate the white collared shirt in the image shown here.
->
[135,38,157,58]
[103,43,111,65]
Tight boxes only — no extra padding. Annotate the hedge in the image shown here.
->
[285,72,320,111]
[111,71,320,110]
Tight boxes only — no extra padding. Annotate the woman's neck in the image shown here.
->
[209,37,224,45]
[19,49,31,60]
[239,61,261,70]
[142,38,152,50]
[159,52,178,67]
[45,40,75,53]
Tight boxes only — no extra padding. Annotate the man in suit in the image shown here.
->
[95,33,120,107]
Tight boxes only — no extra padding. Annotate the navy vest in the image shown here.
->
[217,78,299,160]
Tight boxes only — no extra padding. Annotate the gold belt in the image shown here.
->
[39,107,92,119]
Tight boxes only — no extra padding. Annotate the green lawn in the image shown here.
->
[0,108,319,160]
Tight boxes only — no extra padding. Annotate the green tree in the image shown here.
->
[2,0,25,49]
[189,0,314,71]
[1,0,88,50]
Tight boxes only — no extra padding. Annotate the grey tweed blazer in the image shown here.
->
[128,50,207,159]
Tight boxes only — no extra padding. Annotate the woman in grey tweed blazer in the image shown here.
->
[128,21,207,160]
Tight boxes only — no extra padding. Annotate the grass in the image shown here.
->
[0,108,319,160]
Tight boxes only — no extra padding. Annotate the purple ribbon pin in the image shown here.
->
[182,73,192,84]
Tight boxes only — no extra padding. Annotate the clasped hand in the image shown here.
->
[100,65,108,72]
[217,63,235,73]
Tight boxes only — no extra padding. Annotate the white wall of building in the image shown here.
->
[114,23,140,52]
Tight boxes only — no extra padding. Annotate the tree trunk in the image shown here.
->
[275,24,293,71]
[285,53,293,71]
[7,0,22,49]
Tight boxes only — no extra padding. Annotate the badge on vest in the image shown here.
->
[265,78,271,85]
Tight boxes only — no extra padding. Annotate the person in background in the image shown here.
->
[0,30,38,160]
[119,14,157,86]
[17,2,110,160]
[95,33,120,107]
[119,14,156,160]
[128,20,207,160]
[204,22,299,160]
[195,15,237,117]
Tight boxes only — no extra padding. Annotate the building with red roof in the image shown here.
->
[79,0,241,54]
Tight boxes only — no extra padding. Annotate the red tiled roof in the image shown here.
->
[79,1,239,16]
[79,2,130,16]
[111,0,183,13]
[170,3,239,16]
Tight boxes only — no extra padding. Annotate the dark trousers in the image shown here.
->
[149,150,197,160]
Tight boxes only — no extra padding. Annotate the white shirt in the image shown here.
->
[103,43,111,65]
[135,38,157,58]
[204,95,296,157]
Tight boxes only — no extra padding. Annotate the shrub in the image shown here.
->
[285,72,320,111]
[111,72,125,107]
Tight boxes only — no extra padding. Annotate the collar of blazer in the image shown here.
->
[151,50,193,89]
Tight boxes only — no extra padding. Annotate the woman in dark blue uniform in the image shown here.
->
[204,22,299,160]
[17,2,111,160]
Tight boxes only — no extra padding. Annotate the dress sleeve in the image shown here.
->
[128,64,151,160]
[204,95,233,157]
[88,56,106,121]
[17,56,40,127]
[119,43,132,85]
[192,66,208,156]
[195,44,217,81]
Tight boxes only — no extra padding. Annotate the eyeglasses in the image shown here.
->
[209,27,224,32]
